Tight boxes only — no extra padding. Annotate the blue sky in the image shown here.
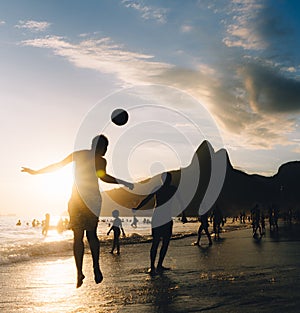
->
[1,0,300,216]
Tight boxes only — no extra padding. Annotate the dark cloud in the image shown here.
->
[240,62,300,113]
[255,3,300,64]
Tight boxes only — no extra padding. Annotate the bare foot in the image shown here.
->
[156,266,171,273]
[76,273,85,288]
[94,267,103,284]
[147,267,156,276]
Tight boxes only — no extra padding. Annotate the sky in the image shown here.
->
[1,0,300,217]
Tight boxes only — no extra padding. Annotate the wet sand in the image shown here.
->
[1,224,300,312]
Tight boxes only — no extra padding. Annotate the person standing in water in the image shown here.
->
[22,134,133,288]
[42,213,50,236]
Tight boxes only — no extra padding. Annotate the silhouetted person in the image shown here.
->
[132,172,182,275]
[16,219,21,226]
[131,211,138,228]
[273,205,279,231]
[268,205,274,231]
[251,204,262,238]
[32,219,37,227]
[212,204,223,240]
[57,218,64,234]
[194,212,212,246]
[22,134,133,288]
[107,209,125,254]
[42,213,50,236]
[261,211,266,236]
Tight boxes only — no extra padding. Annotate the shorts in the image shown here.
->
[68,195,99,231]
[152,221,173,239]
[112,226,121,238]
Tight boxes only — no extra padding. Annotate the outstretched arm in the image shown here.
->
[96,158,133,189]
[22,154,73,175]
[134,192,155,211]
[107,226,113,236]
[100,172,133,189]
[121,227,126,237]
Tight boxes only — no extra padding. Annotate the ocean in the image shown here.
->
[1,216,299,312]
[0,215,196,267]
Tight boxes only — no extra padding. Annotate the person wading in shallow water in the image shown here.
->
[22,134,133,288]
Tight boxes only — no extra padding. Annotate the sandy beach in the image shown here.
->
[1,223,300,313]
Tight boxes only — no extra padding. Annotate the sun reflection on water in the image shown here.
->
[29,258,76,311]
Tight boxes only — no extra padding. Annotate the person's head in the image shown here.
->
[92,135,109,156]
[112,209,119,218]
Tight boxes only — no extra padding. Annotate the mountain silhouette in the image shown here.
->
[100,141,299,217]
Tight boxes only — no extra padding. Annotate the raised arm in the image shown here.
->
[21,153,73,175]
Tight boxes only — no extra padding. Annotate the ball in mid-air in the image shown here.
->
[111,108,129,126]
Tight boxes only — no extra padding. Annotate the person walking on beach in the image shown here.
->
[194,211,212,246]
[251,204,262,238]
[22,134,133,288]
[132,172,182,276]
[212,204,223,241]
[107,209,126,254]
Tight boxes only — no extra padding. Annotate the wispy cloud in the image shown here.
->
[121,0,168,24]
[222,0,266,50]
[180,24,193,33]
[0,20,5,26]
[21,32,299,150]
[15,20,51,32]
[21,36,172,85]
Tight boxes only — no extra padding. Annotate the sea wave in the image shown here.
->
[0,216,248,266]
[0,230,197,266]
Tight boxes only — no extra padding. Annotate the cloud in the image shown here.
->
[223,0,299,68]
[121,0,168,23]
[0,20,5,26]
[21,31,299,151]
[15,20,51,32]
[148,63,298,150]
[239,62,300,113]
[21,36,173,85]
[222,0,267,50]
[180,24,193,33]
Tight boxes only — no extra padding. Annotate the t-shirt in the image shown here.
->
[113,217,122,228]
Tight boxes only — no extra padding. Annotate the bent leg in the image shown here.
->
[204,227,212,245]
[195,224,203,245]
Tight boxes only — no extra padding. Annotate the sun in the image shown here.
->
[37,166,74,213]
